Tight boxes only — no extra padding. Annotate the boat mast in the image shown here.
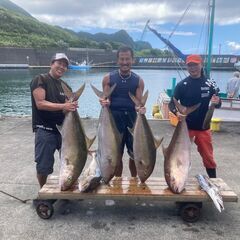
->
[206,0,215,79]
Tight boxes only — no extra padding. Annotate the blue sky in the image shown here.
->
[11,0,240,55]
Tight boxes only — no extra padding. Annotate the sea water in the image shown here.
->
[0,68,233,118]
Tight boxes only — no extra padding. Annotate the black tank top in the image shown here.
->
[30,73,71,132]
[109,70,140,111]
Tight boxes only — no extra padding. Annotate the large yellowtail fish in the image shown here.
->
[129,91,163,183]
[163,98,200,193]
[91,84,122,184]
[57,84,95,191]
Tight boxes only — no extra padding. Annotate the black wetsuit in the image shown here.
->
[169,75,221,130]
[109,70,140,155]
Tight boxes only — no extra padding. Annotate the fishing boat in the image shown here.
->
[68,60,92,70]
[149,0,240,121]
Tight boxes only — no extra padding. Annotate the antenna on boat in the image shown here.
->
[140,19,150,42]
[205,0,215,79]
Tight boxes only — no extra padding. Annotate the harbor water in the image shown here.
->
[0,68,233,118]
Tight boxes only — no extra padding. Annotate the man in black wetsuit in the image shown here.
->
[169,54,221,178]
[100,46,145,177]
[30,53,78,188]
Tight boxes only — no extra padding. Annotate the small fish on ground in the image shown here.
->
[79,151,102,192]
[196,174,224,212]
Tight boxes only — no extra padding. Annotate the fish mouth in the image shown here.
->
[60,175,74,191]
[170,182,185,194]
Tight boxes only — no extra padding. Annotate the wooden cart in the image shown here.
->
[36,176,238,222]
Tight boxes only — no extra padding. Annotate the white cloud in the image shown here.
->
[10,0,240,30]
[8,0,240,53]
[227,41,240,51]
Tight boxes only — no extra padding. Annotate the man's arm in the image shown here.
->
[99,74,111,106]
[135,78,144,102]
[135,78,146,114]
[33,87,78,112]
[168,84,181,115]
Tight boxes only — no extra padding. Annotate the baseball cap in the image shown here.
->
[51,53,69,65]
[186,54,202,64]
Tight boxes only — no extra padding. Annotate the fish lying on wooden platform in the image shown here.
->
[79,151,102,192]
[196,174,224,212]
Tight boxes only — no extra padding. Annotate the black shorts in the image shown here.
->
[35,128,61,176]
[111,110,137,158]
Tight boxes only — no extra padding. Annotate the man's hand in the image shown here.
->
[135,106,146,114]
[176,106,187,121]
[63,101,78,112]
[99,98,110,107]
[211,94,220,105]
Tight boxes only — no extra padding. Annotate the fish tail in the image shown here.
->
[129,90,148,107]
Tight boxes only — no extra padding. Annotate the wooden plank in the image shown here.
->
[45,177,233,191]
[38,176,238,203]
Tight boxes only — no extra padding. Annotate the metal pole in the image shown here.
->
[206,0,215,78]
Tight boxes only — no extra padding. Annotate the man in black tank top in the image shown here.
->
[100,46,145,177]
[30,53,78,188]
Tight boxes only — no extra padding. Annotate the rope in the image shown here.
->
[0,182,38,203]
[168,0,195,40]
[0,190,32,203]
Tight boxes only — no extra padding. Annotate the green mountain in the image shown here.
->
[0,0,152,50]
[0,7,96,48]
[78,30,135,47]
[0,0,32,17]
[78,30,152,50]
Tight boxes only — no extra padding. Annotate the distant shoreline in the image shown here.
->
[0,64,236,71]
[0,47,239,71]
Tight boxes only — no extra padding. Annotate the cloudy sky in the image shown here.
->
[11,0,240,54]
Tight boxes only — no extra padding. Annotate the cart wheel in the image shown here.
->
[36,201,54,219]
[180,203,201,223]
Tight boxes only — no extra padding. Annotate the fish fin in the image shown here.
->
[186,103,201,115]
[91,83,116,99]
[173,97,200,115]
[190,136,195,144]
[56,124,62,134]
[105,83,117,98]
[85,135,96,149]
[162,144,168,157]
[141,90,149,106]
[72,83,85,101]
[129,90,148,107]
[154,137,164,149]
[91,84,104,98]
[173,98,184,113]
[88,150,97,157]
[61,82,73,100]
[202,104,215,129]
[117,133,123,145]
[127,127,134,136]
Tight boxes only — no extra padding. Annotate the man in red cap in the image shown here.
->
[169,54,221,178]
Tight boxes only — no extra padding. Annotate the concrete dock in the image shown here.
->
[0,116,239,240]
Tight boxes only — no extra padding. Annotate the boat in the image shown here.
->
[149,0,240,121]
[234,61,240,71]
[68,60,92,70]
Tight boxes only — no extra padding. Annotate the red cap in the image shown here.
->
[186,54,202,64]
